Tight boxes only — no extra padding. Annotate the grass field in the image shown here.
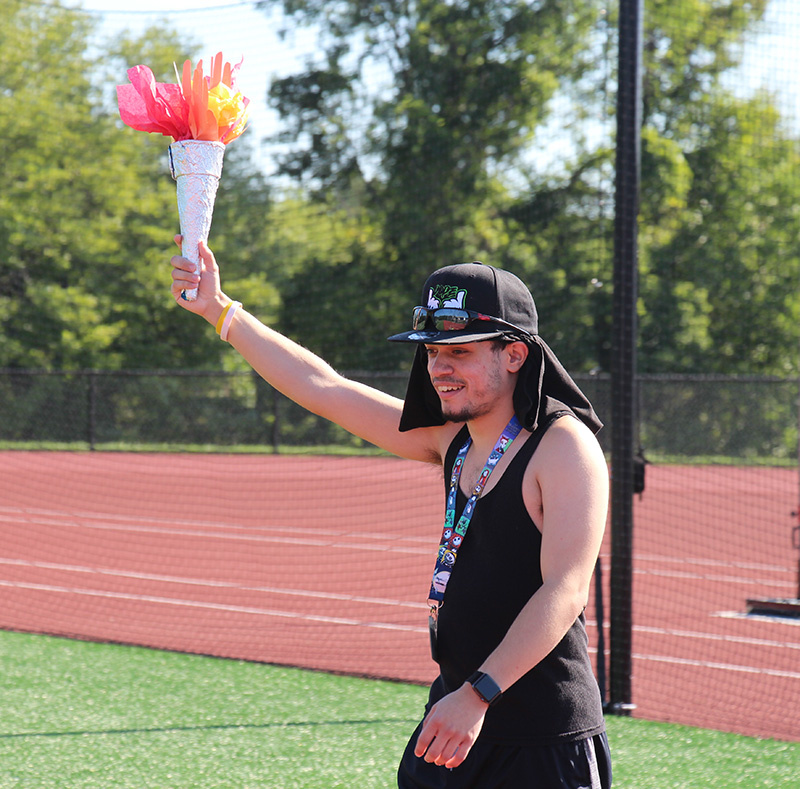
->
[0,632,797,788]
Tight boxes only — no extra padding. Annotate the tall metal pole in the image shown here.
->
[609,0,643,715]
[796,357,800,599]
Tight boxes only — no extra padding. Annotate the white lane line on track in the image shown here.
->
[633,624,800,652]
[0,557,426,611]
[3,508,791,576]
[632,652,800,681]
[635,553,789,575]
[714,610,800,628]
[0,506,434,544]
[0,507,792,574]
[0,579,429,634]
[0,508,793,576]
[0,512,432,555]
[633,567,790,589]
[2,558,799,655]
[2,577,796,679]
[586,619,800,652]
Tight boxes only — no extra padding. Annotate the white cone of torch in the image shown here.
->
[168,140,226,301]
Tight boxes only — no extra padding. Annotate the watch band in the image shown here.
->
[466,671,503,706]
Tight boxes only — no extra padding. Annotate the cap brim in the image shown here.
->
[387,327,507,344]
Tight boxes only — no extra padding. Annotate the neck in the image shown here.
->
[465,404,518,453]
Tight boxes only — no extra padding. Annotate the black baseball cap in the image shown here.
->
[387,262,538,344]
[389,261,603,435]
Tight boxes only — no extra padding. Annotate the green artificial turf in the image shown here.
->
[604,715,799,788]
[0,631,797,788]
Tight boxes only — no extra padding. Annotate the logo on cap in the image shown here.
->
[428,284,467,310]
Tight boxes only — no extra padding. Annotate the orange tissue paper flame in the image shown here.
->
[117,52,250,144]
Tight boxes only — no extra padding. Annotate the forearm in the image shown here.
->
[220,306,439,460]
[173,246,382,424]
[224,306,351,416]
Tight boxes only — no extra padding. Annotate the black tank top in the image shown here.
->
[429,410,606,745]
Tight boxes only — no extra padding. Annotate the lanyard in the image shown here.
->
[428,415,522,607]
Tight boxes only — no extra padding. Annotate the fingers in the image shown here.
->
[442,745,465,770]
[169,238,225,318]
[169,241,215,283]
[171,238,214,268]
[197,240,220,274]
[413,718,435,760]
[170,248,198,281]
[414,717,471,769]
[415,728,468,769]
[170,259,200,302]
[169,245,203,308]
[412,687,485,770]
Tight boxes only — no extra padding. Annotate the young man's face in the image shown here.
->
[424,340,522,423]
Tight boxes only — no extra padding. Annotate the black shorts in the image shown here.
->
[397,729,612,789]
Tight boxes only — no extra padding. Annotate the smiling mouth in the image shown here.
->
[435,382,464,394]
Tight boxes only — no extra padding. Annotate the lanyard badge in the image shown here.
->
[427,416,522,660]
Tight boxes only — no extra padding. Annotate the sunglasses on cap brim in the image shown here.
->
[412,306,529,336]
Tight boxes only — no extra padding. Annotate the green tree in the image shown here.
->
[640,93,800,374]
[257,0,602,368]
[0,0,277,371]
[0,1,191,369]
[254,0,800,377]
[494,0,800,376]
[0,0,114,368]
[635,0,800,374]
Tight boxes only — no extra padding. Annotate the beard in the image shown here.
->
[441,400,493,423]
[437,365,505,423]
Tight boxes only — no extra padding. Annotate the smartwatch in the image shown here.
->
[466,671,503,706]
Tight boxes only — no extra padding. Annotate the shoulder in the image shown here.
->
[535,413,605,472]
[522,414,608,525]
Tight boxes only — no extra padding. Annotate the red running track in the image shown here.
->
[0,451,798,742]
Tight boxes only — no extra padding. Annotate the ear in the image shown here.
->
[504,341,529,373]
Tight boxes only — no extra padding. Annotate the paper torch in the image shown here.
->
[117,54,250,300]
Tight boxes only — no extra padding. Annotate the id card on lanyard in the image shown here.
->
[427,415,522,661]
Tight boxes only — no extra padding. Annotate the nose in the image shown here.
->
[428,352,453,376]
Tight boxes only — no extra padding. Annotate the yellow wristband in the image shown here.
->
[215,302,234,335]
[220,302,242,342]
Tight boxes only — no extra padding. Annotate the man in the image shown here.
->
[170,240,611,788]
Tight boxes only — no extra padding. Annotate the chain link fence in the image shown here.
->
[0,369,796,463]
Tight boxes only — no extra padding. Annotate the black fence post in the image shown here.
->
[87,371,97,451]
[594,558,607,704]
[609,0,643,715]
[272,387,280,454]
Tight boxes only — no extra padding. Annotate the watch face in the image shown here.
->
[472,672,502,705]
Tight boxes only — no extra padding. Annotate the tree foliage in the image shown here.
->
[0,0,282,371]
[2,0,798,381]
[256,0,800,376]
[636,0,800,374]
[257,0,605,367]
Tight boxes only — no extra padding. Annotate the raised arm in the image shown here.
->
[169,239,449,462]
